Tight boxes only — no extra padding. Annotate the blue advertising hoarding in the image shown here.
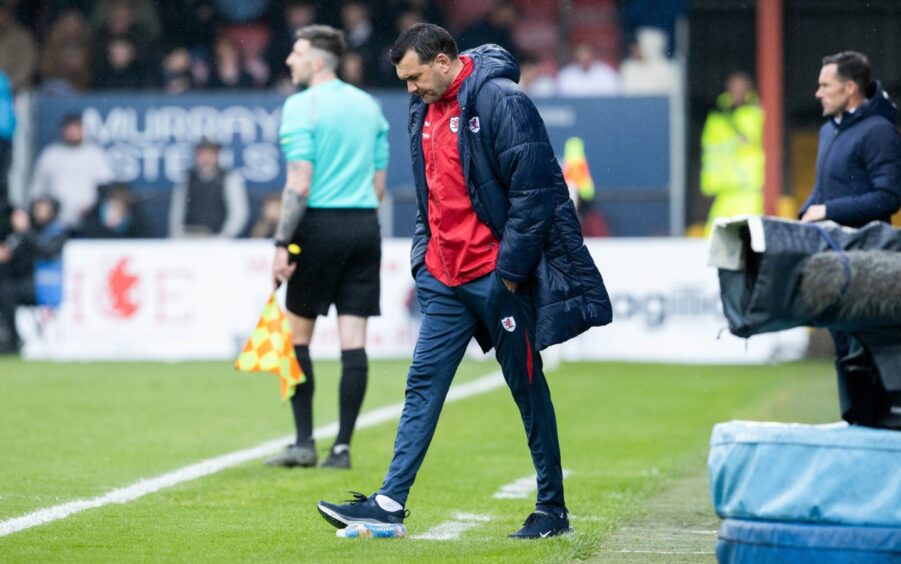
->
[33,91,670,237]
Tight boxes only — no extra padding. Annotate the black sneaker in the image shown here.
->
[321,446,351,469]
[317,492,408,528]
[509,509,572,539]
[264,442,317,468]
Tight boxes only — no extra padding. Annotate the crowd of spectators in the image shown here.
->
[0,0,684,96]
[0,0,687,352]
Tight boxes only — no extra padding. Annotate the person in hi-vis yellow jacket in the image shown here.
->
[701,71,765,234]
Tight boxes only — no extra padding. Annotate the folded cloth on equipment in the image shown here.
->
[717,518,901,564]
[709,420,901,527]
[709,217,901,337]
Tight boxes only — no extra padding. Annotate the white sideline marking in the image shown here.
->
[0,371,506,538]
[620,526,717,535]
[414,512,492,540]
[615,550,715,555]
[492,469,572,499]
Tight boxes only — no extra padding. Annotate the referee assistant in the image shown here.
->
[268,25,389,470]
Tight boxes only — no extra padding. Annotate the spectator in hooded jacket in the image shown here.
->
[800,51,901,226]
[799,51,901,426]
[316,23,612,540]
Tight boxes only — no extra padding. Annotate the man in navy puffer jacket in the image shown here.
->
[800,51,901,425]
[800,51,901,226]
[317,23,611,539]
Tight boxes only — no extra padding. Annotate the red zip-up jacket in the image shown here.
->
[423,56,499,287]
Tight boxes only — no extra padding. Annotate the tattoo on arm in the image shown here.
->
[275,190,308,243]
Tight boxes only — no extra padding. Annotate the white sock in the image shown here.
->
[375,494,403,512]
[332,444,349,454]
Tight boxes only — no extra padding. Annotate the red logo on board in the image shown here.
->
[105,258,140,318]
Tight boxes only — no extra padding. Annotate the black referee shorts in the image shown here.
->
[286,208,381,319]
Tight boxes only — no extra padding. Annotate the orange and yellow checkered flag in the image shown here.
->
[234,292,304,399]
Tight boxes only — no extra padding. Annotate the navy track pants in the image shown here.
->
[379,268,565,511]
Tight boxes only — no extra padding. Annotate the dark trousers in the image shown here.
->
[379,269,565,511]
[0,275,33,351]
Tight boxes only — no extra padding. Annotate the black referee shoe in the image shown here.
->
[321,445,351,469]
[509,509,572,539]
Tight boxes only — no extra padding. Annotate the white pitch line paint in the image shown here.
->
[614,550,715,555]
[619,526,718,535]
[492,469,572,499]
[452,512,491,522]
[414,512,492,541]
[0,371,506,538]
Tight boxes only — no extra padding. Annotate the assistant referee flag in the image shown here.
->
[235,293,304,399]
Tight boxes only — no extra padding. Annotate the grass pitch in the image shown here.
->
[0,357,836,562]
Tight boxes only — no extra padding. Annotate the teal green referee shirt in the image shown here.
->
[279,79,389,209]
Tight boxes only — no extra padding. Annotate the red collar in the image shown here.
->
[439,56,473,102]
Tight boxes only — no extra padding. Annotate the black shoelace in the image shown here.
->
[343,491,411,518]
[345,491,369,504]
[522,512,542,527]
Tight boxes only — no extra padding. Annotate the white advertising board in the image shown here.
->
[23,238,806,363]
[562,239,807,363]
[25,239,418,360]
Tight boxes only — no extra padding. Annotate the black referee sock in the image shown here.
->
[290,345,315,446]
[336,348,368,447]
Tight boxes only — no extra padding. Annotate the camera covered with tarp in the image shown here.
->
[708,217,901,429]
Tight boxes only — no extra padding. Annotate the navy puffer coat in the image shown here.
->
[800,80,901,227]
[406,44,612,350]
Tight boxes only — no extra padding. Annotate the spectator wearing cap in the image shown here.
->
[168,139,248,238]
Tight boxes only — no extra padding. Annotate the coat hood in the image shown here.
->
[459,44,519,102]
[840,79,898,128]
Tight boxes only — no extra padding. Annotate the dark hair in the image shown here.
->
[389,22,457,65]
[295,24,346,61]
[518,53,540,67]
[195,137,221,151]
[61,113,81,127]
[30,195,60,218]
[104,182,135,205]
[822,51,871,94]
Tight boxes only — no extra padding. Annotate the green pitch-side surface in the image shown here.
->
[0,357,836,562]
